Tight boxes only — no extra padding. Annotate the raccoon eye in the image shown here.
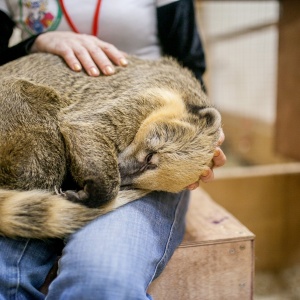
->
[145,153,154,164]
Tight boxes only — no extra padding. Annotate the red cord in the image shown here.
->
[59,0,102,36]
[92,0,102,36]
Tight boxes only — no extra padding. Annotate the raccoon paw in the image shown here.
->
[63,189,86,202]
[54,186,66,196]
[54,186,81,202]
[80,179,114,208]
[62,179,117,208]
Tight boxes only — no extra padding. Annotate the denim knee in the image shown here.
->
[48,253,149,300]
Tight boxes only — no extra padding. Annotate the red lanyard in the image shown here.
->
[58,0,102,36]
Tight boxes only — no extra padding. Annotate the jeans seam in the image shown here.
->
[146,192,184,290]
[14,239,30,300]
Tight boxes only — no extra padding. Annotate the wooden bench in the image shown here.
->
[41,188,255,299]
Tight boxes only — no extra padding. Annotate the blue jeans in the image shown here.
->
[0,191,189,300]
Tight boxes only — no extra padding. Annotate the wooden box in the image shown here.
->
[148,188,255,300]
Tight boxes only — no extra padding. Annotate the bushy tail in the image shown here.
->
[0,189,149,239]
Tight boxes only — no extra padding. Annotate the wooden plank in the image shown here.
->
[183,188,253,246]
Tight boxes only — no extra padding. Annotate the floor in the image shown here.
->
[254,264,300,300]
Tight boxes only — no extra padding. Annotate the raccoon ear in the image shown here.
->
[187,104,221,127]
[12,78,69,109]
[16,79,60,104]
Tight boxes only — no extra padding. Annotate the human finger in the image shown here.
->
[185,182,200,190]
[212,147,226,168]
[80,38,128,75]
[56,46,83,72]
[73,46,102,76]
[97,41,128,67]
[87,45,117,76]
[200,168,215,183]
[218,128,225,146]
[73,38,119,76]
[81,41,127,76]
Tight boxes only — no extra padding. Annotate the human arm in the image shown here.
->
[157,0,206,87]
[0,10,38,65]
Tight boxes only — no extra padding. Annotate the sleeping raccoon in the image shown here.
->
[0,53,221,239]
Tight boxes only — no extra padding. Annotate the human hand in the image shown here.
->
[185,129,226,190]
[30,31,128,76]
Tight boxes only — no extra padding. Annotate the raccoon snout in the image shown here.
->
[119,160,157,187]
[119,160,157,176]
[119,160,142,185]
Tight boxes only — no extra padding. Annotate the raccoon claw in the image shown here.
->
[54,186,81,200]
[63,190,88,203]
[54,186,59,195]
[58,179,117,208]
[54,186,88,206]
[54,186,66,197]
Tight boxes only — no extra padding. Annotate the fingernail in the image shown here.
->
[90,67,99,76]
[214,149,221,157]
[186,183,198,190]
[187,186,196,191]
[73,63,81,71]
[119,58,128,66]
[105,65,115,75]
[202,169,209,177]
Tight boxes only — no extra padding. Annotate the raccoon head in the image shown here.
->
[118,98,222,193]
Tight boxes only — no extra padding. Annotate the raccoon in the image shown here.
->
[0,53,221,239]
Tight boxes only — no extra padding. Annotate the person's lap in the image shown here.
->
[0,191,189,300]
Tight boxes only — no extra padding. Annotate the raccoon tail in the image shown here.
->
[0,189,149,239]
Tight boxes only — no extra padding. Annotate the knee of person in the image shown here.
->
[97,274,146,299]
[60,256,147,299]
[78,270,146,299]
